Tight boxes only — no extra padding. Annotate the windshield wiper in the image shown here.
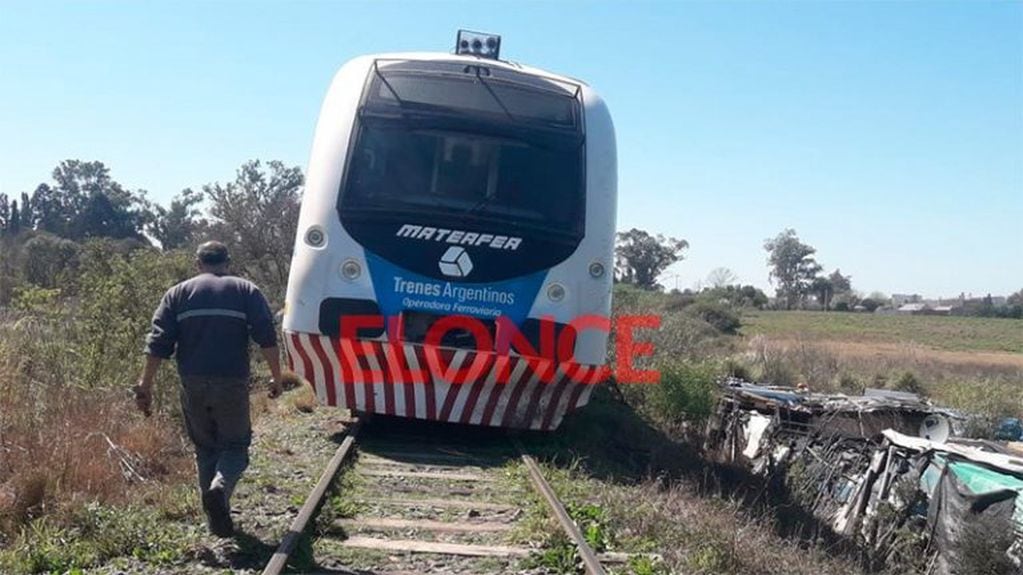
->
[468,65,517,124]
[373,61,406,108]
[466,192,498,216]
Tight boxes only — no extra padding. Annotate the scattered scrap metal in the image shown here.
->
[705,379,1023,574]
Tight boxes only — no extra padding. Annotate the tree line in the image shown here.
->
[0,159,301,305]
[613,228,768,314]
[613,226,1021,317]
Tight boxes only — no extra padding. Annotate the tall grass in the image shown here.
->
[734,334,1023,434]
[0,244,196,554]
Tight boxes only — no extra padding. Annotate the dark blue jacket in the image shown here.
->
[144,273,277,377]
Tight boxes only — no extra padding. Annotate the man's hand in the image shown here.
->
[135,355,162,417]
[133,383,153,417]
[267,377,282,399]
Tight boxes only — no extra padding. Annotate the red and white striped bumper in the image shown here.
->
[283,331,605,430]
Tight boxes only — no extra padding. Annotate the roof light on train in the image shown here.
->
[588,262,606,279]
[455,29,501,60]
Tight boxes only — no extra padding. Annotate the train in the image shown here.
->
[282,31,617,430]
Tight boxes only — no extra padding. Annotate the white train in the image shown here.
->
[282,32,617,430]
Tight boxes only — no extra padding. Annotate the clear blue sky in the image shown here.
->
[1,1,1020,298]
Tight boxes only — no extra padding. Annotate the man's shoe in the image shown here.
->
[202,486,234,537]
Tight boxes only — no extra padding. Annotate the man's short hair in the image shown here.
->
[196,241,230,266]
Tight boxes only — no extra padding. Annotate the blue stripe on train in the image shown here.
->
[365,250,546,325]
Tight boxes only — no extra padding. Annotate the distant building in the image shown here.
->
[896,303,929,315]
[892,294,922,307]
[895,302,954,316]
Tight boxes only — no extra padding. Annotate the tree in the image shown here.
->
[0,194,9,235]
[763,229,822,310]
[20,233,81,289]
[699,283,769,309]
[860,298,883,312]
[739,285,769,309]
[1005,289,1023,319]
[151,188,206,250]
[204,160,303,302]
[828,269,851,295]
[706,267,738,289]
[811,276,835,310]
[8,200,21,235]
[20,192,33,230]
[614,228,688,290]
[30,183,69,237]
[30,160,152,241]
[867,291,889,306]
[1009,289,1023,307]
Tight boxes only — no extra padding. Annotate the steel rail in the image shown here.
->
[261,419,361,575]
[519,451,607,575]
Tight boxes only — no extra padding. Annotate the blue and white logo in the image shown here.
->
[439,246,473,278]
[365,251,547,323]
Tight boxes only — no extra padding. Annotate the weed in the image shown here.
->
[521,535,580,574]
[628,554,669,575]
[836,372,864,394]
[721,356,754,381]
[647,360,719,425]
[323,465,364,523]
[890,371,924,395]
[687,539,737,573]
[0,502,192,574]
[566,502,613,552]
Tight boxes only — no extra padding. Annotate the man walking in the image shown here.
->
[134,241,282,537]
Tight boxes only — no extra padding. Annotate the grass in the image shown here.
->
[743,310,1023,354]
[518,386,870,574]
[0,487,200,573]
[731,311,1023,427]
[514,447,860,575]
[0,274,1015,573]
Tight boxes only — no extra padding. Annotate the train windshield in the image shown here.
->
[339,61,585,240]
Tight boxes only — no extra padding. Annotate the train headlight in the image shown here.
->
[340,259,362,281]
[546,283,566,303]
[455,30,501,60]
[588,262,606,278]
[305,226,326,248]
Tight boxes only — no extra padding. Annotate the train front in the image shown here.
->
[283,47,616,430]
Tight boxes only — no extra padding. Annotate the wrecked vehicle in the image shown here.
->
[705,380,1023,574]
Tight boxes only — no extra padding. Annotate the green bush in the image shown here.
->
[74,242,192,392]
[685,300,742,335]
[649,361,720,424]
[836,373,864,395]
[721,357,754,381]
[890,371,925,395]
[11,286,62,314]
[936,376,1023,437]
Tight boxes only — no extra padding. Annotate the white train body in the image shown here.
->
[283,52,616,430]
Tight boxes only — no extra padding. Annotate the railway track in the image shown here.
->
[260,417,641,574]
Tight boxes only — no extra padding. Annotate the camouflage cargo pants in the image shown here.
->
[179,376,251,502]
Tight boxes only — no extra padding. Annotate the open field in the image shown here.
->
[743,310,1023,354]
[735,310,1023,426]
